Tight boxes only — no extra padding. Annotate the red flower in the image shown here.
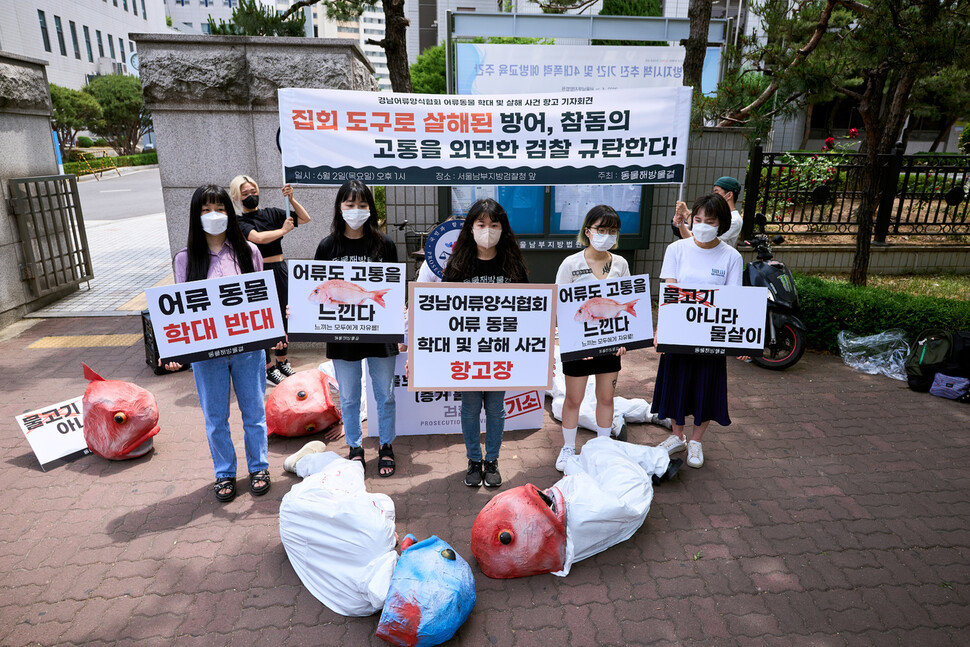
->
[821,145,829,152]
[848,128,859,138]
[824,136,836,148]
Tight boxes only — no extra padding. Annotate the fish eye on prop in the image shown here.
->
[440,548,456,560]
[113,412,127,424]
[499,530,513,545]
[297,390,308,400]
[305,424,316,433]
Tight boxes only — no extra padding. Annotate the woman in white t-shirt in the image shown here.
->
[553,205,631,471]
[653,194,743,469]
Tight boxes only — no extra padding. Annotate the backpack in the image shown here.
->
[905,328,970,392]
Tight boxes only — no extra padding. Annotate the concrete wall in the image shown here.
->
[0,51,64,328]
[131,33,377,262]
[745,245,970,276]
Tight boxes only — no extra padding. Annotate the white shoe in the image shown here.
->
[555,446,575,472]
[283,440,327,473]
[658,434,686,455]
[687,440,704,468]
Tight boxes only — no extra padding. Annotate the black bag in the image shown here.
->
[905,328,970,392]
[142,310,189,375]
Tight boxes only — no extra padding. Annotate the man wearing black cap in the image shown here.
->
[672,176,743,248]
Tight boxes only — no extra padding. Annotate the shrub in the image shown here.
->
[64,150,157,175]
[793,273,970,353]
[94,138,109,146]
[76,135,94,147]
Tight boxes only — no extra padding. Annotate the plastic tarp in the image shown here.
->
[279,452,398,616]
[837,329,910,381]
[553,437,669,576]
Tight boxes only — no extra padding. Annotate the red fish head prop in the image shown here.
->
[81,363,159,460]
[265,370,342,437]
[471,483,566,579]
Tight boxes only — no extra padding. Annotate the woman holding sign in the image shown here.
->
[443,198,529,488]
[553,205,629,471]
[653,194,743,469]
[169,185,272,502]
[314,180,400,477]
[231,175,311,387]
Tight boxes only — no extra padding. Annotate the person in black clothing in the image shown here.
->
[230,174,311,386]
[443,198,529,488]
[315,180,400,477]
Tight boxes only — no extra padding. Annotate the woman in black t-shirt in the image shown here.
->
[315,180,400,477]
[443,198,528,489]
[231,174,311,386]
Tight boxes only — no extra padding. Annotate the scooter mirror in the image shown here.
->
[772,235,785,245]
[754,213,767,231]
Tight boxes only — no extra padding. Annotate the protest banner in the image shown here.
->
[365,353,544,436]
[287,260,406,343]
[145,270,285,364]
[557,274,654,362]
[454,43,721,95]
[16,397,89,470]
[278,87,691,186]
[408,283,556,391]
[655,284,768,355]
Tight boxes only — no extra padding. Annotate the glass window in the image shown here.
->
[37,10,51,53]
[96,31,104,57]
[119,38,125,63]
[70,21,81,59]
[54,16,67,56]
[142,0,148,19]
[201,22,212,34]
[123,0,128,9]
[83,26,93,62]
[550,185,643,236]
[108,34,115,59]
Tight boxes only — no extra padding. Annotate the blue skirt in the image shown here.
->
[652,353,731,427]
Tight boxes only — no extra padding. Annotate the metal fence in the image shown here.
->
[744,143,970,242]
[7,175,93,298]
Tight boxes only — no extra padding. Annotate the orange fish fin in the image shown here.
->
[624,299,639,317]
[371,289,391,308]
[82,362,105,382]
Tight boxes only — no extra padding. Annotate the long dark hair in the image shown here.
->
[185,185,255,282]
[443,198,528,282]
[330,180,384,261]
[691,193,731,236]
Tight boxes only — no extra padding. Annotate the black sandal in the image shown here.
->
[378,444,395,478]
[214,477,236,502]
[348,446,365,470]
[249,470,271,496]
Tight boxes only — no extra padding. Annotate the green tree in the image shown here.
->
[594,0,664,46]
[904,66,970,152]
[410,44,447,94]
[207,0,306,36]
[49,83,103,160]
[84,75,152,156]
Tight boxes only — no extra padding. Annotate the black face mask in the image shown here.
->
[242,194,259,209]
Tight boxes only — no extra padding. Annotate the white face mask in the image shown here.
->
[590,232,617,252]
[342,208,371,230]
[200,211,228,235]
[692,222,718,243]
[473,227,501,249]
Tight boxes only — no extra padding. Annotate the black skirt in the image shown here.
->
[652,353,731,427]
[562,353,621,377]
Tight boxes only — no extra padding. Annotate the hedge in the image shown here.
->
[64,150,157,175]
[793,273,970,353]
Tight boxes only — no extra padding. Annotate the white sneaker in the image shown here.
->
[658,434,686,455]
[283,440,327,473]
[687,440,704,468]
[555,446,575,472]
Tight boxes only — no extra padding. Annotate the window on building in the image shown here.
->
[96,31,104,57]
[113,0,118,6]
[83,26,93,62]
[142,0,148,20]
[119,38,125,63]
[201,22,211,34]
[37,10,51,53]
[54,16,67,56]
[123,0,128,10]
[108,34,115,59]
[183,22,193,28]
[225,0,235,6]
[70,21,81,59]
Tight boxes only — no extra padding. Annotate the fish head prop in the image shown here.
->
[376,534,476,647]
[81,363,160,460]
[266,370,342,437]
[471,484,567,579]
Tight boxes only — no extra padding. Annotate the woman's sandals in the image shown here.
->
[378,443,395,477]
[249,469,271,496]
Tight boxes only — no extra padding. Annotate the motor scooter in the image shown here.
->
[742,214,807,370]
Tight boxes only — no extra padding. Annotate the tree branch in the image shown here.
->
[280,0,319,21]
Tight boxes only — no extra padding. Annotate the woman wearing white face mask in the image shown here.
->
[653,194,743,469]
[313,180,400,477]
[552,205,631,471]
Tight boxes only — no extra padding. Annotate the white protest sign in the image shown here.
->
[145,270,285,364]
[655,284,769,355]
[16,397,90,469]
[408,283,556,391]
[365,353,544,436]
[278,87,691,186]
[287,260,406,343]
[557,274,654,362]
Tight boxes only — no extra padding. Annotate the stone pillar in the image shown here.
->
[131,34,377,260]
[0,51,60,328]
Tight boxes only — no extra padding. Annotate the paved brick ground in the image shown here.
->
[3,316,970,646]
